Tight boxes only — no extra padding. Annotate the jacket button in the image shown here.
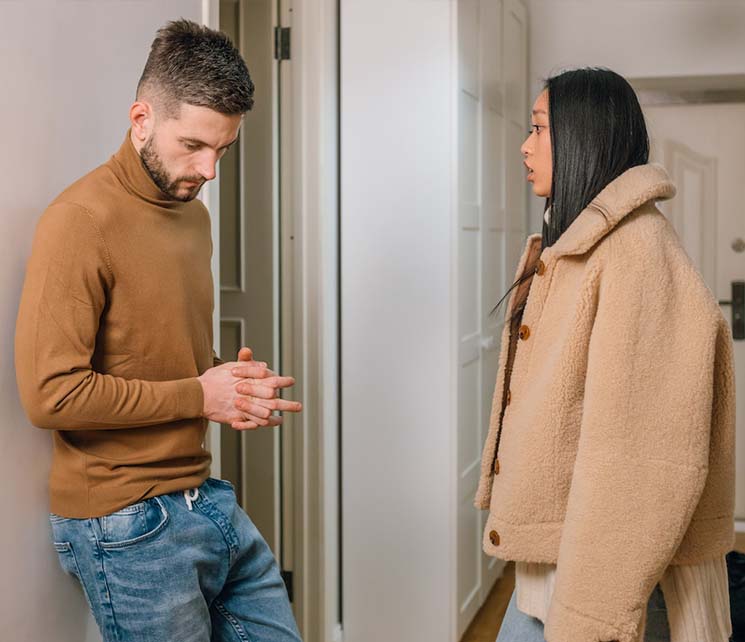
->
[506,390,511,405]
[493,459,500,475]
[535,259,546,276]
[518,325,530,340]
[489,530,500,546]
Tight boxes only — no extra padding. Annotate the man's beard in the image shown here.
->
[139,135,204,202]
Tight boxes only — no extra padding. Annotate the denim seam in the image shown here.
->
[194,493,240,564]
[87,519,122,642]
[53,541,97,615]
[214,599,252,642]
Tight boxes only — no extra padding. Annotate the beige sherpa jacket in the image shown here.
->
[474,163,736,642]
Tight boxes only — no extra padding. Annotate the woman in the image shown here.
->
[475,68,735,642]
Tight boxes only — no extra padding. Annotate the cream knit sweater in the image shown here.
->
[515,558,732,641]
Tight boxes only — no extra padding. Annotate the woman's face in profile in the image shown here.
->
[521,89,552,198]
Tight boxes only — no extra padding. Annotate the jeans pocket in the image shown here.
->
[54,541,82,577]
[96,496,169,549]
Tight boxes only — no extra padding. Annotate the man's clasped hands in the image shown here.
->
[197,347,302,431]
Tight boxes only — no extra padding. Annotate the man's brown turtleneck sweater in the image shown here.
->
[15,132,217,518]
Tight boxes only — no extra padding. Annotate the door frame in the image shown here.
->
[203,1,343,640]
[278,1,342,638]
[202,0,223,474]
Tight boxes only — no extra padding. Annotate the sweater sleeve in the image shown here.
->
[544,240,719,642]
[14,202,204,430]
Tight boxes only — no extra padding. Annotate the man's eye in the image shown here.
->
[185,143,200,151]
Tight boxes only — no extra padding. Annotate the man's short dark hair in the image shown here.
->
[137,19,254,116]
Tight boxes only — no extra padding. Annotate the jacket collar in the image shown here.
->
[545,163,676,259]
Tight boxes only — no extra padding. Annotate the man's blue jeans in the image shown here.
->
[496,584,670,642]
[49,477,302,642]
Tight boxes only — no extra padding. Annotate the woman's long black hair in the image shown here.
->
[543,67,650,248]
[492,67,650,319]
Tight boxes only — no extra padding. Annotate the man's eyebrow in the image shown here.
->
[179,136,239,150]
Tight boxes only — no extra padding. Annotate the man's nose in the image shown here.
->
[196,152,218,181]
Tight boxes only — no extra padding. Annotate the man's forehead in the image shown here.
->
[166,105,243,145]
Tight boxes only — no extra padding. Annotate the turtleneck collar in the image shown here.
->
[109,130,190,210]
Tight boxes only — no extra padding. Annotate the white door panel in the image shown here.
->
[219,0,284,559]
[456,0,527,636]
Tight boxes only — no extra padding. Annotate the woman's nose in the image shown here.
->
[520,135,531,156]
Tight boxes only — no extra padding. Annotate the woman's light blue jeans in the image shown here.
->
[496,584,670,642]
[49,477,302,642]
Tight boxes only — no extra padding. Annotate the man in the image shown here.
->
[15,19,302,642]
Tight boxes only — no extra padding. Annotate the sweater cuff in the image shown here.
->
[176,377,205,419]
[544,597,642,642]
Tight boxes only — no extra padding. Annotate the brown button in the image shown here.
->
[518,324,530,340]
[506,390,512,405]
[489,530,500,546]
[493,459,500,475]
[535,259,546,276]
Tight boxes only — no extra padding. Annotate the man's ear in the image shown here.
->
[129,100,154,149]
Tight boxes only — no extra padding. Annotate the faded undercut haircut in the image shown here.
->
[136,19,254,116]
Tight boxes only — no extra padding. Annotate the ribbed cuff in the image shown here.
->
[175,377,205,419]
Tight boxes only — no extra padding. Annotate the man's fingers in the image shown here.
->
[231,415,283,431]
[229,366,271,381]
[230,365,278,380]
[231,420,259,430]
[250,397,303,413]
[233,375,295,393]
[237,347,253,361]
[234,397,273,419]
[234,383,278,400]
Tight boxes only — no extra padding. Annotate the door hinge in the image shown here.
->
[719,281,745,340]
[274,26,291,61]
[281,570,294,602]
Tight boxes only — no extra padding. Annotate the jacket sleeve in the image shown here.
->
[14,202,204,430]
[544,241,719,642]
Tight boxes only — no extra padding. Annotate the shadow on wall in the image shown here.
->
[0,256,93,639]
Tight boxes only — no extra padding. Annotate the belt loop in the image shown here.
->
[184,488,199,511]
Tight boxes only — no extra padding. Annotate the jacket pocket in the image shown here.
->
[95,496,169,549]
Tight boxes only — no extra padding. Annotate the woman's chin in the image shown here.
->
[531,183,549,198]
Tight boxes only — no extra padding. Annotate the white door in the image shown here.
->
[644,101,745,522]
[456,0,528,636]
[219,0,282,554]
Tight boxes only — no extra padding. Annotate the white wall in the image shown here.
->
[526,0,745,231]
[341,1,456,640]
[0,2,200,640]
